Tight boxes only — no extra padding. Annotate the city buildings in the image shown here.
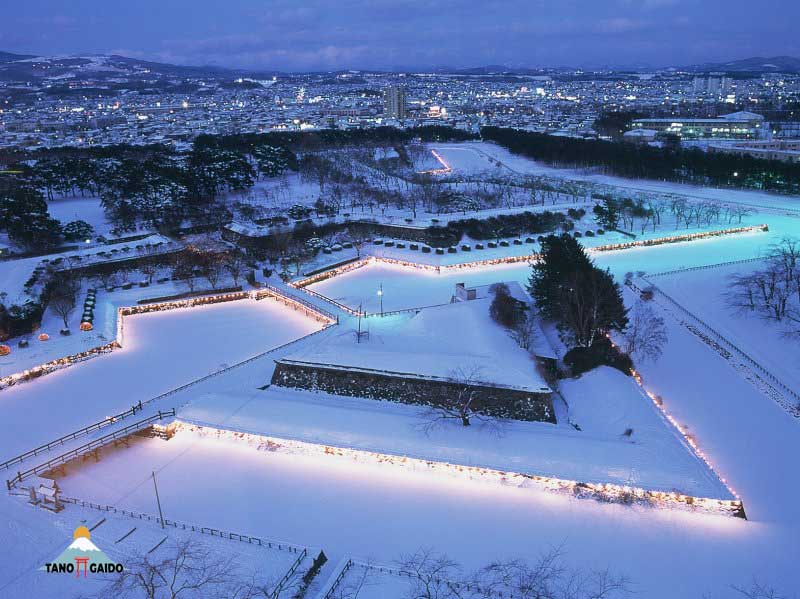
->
[630,111,769,140]
[383,85,407,119]
[707,138,800,163]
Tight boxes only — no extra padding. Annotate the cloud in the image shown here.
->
[1,0,797,70]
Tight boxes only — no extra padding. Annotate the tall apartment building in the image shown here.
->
[384,86,407,119]
[692,75,733,97]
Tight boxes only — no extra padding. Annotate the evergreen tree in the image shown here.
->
[528,235,627,348]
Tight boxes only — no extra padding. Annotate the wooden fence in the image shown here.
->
[0,401,145,471]
[6,409,176,490]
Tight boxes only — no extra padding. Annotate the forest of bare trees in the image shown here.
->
[727,238,800,337]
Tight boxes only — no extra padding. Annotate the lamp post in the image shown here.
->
[378,284,383,316]
[152,471,165,529]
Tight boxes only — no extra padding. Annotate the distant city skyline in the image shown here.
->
[2,0,799,72]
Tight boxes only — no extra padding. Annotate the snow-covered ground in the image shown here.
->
[4,145,800,598]
[46,195,115,237]
[0,488,309,598]
[170,363,729,498]
[282,300,550,392]
[47,415,781,598]
[651,260,800,394]
[434,141,800,214]
[308,260,532,313]
[0,233,178,306]
[0,297,321,458]
[307,223,792,318]
[1,278,176,377]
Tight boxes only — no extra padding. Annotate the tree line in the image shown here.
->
[482,127,800,195]
[0,126,476,250]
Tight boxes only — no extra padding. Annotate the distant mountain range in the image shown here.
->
[0,51,798,82]
[0,52,282,82]
[679,56,800,73]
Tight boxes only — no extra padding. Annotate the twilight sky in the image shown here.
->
[2,0,798,71]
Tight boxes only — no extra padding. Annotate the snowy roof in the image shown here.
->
[623,129,658,137]
[281,299,551,393]
[719,111,765,121]
[455,280,530,302]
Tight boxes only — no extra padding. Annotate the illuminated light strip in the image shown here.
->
[291,254,540,290]
[171,421,745,518]
[289,225,767,315]
[251,288,338,324]
[589,225,768,254]
[292,225,768,291]
[605,333,743,515]
[0,290,331,393]
[416,149,453,175]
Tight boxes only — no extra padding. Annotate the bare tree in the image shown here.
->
[171,252,198,293]
[396,548,463,599]
[97,539,272,599]
[729,205,754,225]
[510,310,538,351]
[623,301,668,363]
[139,255,160,285]
[394,546,632,599]
[419,365,502,432]
[730,580,787,599]
[223,249,247,287]
[727,239,800,327]
[329,563,376,599]
[48,273,80,329]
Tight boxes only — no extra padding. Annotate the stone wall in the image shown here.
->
[271,361,555,423]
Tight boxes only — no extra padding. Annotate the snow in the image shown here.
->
[282,300,550,392]
[47,422,765,599]
[172,374,729,498]
[650,261,800,394]
[0,297,321,458]
[434,141,800,214]
[0,233,178,306]
[0,491,308,598]
[308,260,532,314]
[3,146,800,597]
[46,195,114,236]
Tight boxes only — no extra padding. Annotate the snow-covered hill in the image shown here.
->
[0,52,281,82]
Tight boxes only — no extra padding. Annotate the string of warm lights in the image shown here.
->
[252,288,338,323]
[293,225,767,291]
[604,332,744,518]
[589,225,768,254]
[0,341,121,391]
[0,288,332,392]
[416,148,453,175]
[174,421,745,518]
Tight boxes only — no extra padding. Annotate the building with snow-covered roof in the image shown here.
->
[707,139,800,163]
[630,111,768,140]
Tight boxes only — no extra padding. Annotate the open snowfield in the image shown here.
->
[651,261,800,393]
[0,297,321,458]
[47,195,114,236]
[4,147,800,597]
[308,260,533,313]
[0,492,308,598]
[308,220,793,321]
[282,299,551,392]
[434,142,800,213]
[171,364,729,497]
[49,418,785,598]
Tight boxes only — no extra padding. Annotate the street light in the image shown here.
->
[377,284,384,316]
